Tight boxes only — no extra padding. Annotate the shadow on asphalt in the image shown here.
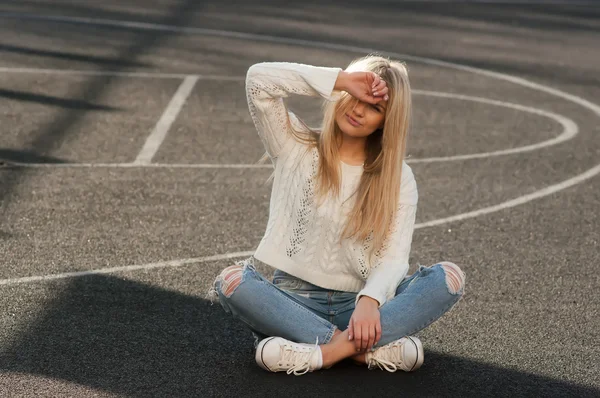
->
[0,88,121,111]
[0,149,69,164]
[1,274,597,398]
[0,43,150,68]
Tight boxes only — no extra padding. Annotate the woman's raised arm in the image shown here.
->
[245,62,342,164]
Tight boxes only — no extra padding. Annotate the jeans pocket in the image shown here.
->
[273,269,302,289]
[273,278,301,289]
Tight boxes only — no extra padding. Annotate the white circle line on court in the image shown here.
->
[0,13,598,286]
[0,86,578,165]
[0,252,257,286]
[409,90,578,163]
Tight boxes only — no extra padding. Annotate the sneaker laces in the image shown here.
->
[279,337,320,376]
[367,340,405,372]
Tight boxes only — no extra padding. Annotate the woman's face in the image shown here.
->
[335,98,388,138]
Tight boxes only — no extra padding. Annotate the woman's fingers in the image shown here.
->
[375,322,382,346]
[372,83,388,97]
[368,324,376,350]
[361,324,370,351]
[351,322,380,350]
[354,323,362,351]
[374,80,386,92]
[370,73,380,89]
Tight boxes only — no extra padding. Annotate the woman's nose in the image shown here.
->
[353,101,365,116]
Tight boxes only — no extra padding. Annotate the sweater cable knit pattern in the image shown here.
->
[246,62,418,308]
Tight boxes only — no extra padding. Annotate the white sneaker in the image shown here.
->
[255,336,322,376]
[365,336,424,372]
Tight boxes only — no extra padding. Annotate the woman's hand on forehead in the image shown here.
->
[370,73,388,100]
[336,70,389,105]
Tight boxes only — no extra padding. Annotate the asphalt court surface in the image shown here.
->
[0,1,599,397]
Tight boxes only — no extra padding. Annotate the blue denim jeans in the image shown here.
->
[207,256,465,350]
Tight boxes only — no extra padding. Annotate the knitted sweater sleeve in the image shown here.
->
[355,166,419,308]
[245,62,343,164]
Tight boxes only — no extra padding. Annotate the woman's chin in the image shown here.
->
[340,123,361,136]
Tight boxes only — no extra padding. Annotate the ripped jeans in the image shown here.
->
[206,256,465,350]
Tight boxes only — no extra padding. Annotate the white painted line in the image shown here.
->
[0,66,244,81]
[359,0,597,3]
[134,76,199,164]
[0,251,256,286]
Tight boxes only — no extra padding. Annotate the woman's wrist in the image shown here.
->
[358,295,380,307]
[334,70,350,92]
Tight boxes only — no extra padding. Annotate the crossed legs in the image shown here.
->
[210,261,465,369]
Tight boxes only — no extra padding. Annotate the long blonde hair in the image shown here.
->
[256,54,413,269]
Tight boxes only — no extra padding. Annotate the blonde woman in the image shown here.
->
[206,55,466,376]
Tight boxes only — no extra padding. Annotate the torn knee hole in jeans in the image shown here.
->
[440,262,466,295]
[205,264,244,303]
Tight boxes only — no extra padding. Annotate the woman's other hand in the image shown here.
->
[348,296,382,352]
[334,71,389,104]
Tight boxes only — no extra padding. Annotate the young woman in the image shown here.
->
[206,55,466,376]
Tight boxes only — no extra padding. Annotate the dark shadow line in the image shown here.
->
[0,149,70,164]
[0,88,121,111]
[0,2,156,25]
[0,43,151,68]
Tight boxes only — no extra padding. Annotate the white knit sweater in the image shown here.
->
[246,62,418,308]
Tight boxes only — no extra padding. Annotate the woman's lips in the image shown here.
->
[346,114,361,127]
